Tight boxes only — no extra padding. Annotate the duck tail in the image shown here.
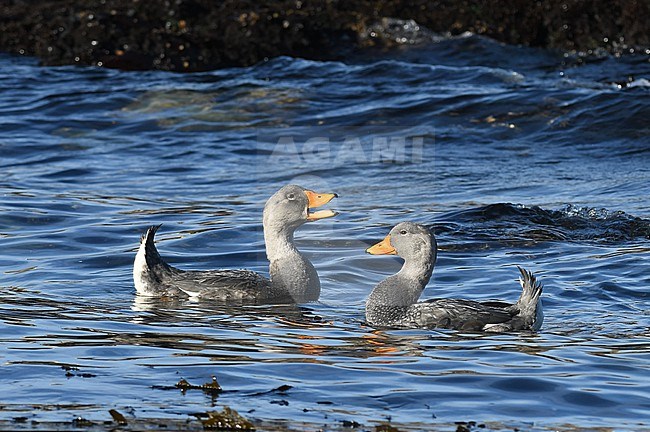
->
[514,266,544,329]
[141,224,163,262]
[134,224,172,294]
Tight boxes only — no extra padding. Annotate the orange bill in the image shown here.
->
[304,189,338,221]
[304,190,337,208]
[366,234,397,255]
[307,209,338,221]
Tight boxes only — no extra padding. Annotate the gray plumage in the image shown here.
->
[365,222,544,332]
[133,185,337,304]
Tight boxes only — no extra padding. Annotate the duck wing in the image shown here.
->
[135,225,289,303]
[412,267,544,332]
[168,269,285,303]
[411,298,515,330]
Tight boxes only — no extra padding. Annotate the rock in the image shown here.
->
[0,0,648,72]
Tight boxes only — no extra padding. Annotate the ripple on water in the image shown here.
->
[0,40,649,430]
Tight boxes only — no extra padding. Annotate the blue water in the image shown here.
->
[1,31,649,430]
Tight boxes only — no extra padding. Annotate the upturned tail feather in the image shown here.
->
[483,266,543,332]
[515,266,543,315]
[141,224,162,245]
[141,224,173,272]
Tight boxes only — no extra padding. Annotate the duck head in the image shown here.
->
[366,222,436,265]
[263,184,338,234]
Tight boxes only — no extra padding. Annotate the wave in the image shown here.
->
[435,203,650,244]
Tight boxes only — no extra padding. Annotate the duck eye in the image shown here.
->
[400,230,407,235]
[286,193,296,200]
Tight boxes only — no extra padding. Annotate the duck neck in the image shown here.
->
[397,249,435,291]
[264,226,299,263]
[367,251,435,310]
[264,222,319,302]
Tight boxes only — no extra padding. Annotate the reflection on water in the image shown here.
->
[0,30,649,430]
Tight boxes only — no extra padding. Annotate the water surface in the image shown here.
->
[1,31,649,430]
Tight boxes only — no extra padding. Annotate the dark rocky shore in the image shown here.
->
[1,0,648,72]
